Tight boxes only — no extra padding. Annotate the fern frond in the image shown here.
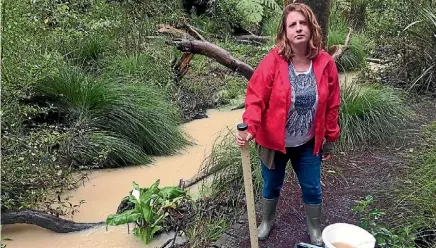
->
[235,0,281,26]
[260,0,282,13]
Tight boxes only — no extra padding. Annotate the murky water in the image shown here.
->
[1,108,244,248]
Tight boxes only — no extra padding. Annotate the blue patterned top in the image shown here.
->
[285,61,318,147]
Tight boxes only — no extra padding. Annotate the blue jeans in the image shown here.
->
[261,138,322,204]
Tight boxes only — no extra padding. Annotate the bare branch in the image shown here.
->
[330,28,353,61]
[234,34,272,43]
[182,21,206,41]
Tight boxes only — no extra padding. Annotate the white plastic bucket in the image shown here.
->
[322,223,376,248]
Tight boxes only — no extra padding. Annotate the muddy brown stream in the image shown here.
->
[1,108,245,248]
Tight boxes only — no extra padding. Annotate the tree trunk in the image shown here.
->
[1,210,105,233]
[288,0,331,49]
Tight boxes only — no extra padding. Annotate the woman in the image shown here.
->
[236,3,340,246]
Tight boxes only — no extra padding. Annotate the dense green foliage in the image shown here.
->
[365,1,435,94]
[1,0,189,212]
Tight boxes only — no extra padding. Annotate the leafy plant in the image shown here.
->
[234,0,281,26]
[201,0,281,33]
[106,180,191,244]
[352,196,415,247]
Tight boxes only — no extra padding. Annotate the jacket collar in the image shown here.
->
[276,48,331,89]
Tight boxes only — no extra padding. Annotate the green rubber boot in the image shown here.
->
[304,202,323,246]
[257,197,278,240]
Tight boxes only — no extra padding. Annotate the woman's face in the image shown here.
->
[286,11,311,47]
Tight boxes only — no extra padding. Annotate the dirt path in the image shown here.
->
[215,97,436,248]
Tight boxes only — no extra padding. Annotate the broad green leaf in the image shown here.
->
[142,203,154,223]
[133,225,161,244]
[106,209,141,225]
[141,180,160,203]
[150,225,161,236]
[159,186,186,199]
[131,189,140,201]
[150,179,160,190]
[132,181,140,190]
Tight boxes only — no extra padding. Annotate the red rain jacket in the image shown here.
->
[242,47,341,155]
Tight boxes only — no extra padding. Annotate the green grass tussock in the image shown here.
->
[36,64,190,167]
[337,80,413,152]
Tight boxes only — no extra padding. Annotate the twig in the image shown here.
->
[171,227,178,247]
[180,163,228,189]
[183,21,206,41]
[160,238,173,248]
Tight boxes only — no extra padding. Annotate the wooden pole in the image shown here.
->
[237,123,259,248]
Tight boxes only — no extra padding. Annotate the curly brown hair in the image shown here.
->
[275,3,323,61]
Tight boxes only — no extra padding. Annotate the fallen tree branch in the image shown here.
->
[234,34,271,43]
[168,39,254,80]
[330,28,353,61]
[366,57,394,64]
[1,210,105,233]
[180,164,229,189]
[158,24,204,83]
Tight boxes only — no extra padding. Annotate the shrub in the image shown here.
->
[400,7,436,94]
[1,127,78,212]
[328,8,368,72]
[336,80,413,152]
[190,0,281,34]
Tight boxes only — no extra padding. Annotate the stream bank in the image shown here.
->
[1,108,244,248]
